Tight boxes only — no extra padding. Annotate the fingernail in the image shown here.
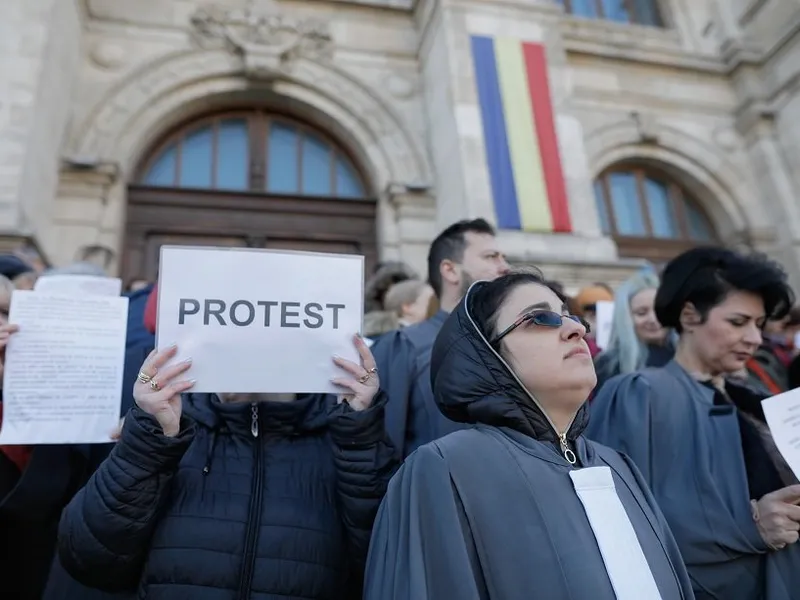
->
[182,358,193,365]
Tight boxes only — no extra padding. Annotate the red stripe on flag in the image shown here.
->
[522,43,572,233]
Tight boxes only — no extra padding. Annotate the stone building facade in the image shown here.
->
[2,0,800,292]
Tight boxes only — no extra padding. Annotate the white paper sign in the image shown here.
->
[595,300,615,350]
[0,291,129,445]
[35,275,122,297]
[762,389,800,481]
[156,246,364,394]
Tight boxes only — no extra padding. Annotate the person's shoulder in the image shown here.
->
[585,438,630,468]
[386,442,451,491]
[591,369,670,414]
[597,368,656,396]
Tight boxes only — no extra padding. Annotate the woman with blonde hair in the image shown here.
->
[593,268,674,392]
[364,279,434,339]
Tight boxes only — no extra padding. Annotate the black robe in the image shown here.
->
[587,361,800,599]
[370,310,462,458]
[364,285,694,600]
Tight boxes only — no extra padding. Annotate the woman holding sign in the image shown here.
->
[57,334,395,599]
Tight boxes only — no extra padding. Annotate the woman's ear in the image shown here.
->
[679,302,702,332]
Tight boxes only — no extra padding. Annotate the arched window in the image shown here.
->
[139,112,367,198]
[593,165,716,262]
[555,0,663,27]
[124,110,377,283]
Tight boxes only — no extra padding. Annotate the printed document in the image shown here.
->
[0,291,129,445]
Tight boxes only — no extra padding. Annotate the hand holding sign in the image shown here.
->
[133,345,195,437]
[752,485,800,550]
[332,334,380,411]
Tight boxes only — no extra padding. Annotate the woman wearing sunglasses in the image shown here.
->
[364,270,692,600]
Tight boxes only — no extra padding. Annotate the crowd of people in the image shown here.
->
[2,218,800,599]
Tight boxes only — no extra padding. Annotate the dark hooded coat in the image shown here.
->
[57,392,396,599]
[363,284,694,600]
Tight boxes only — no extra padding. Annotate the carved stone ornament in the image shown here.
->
[189,4,333,79]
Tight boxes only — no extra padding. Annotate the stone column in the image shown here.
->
[385,188,437,277]
[414,0,615,263]
[0,0,84,247]
[49,168,122,271]
[738,114,800,287]
[416,0,473,228]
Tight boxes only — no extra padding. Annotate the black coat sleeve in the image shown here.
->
[57,406,195,592]
[328,391,398,571]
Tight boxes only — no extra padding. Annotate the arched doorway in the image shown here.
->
[122,109,378,282]
[593,162,718,264]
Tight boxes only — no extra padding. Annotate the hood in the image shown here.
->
[0,255,34,280]
[183,392,330,435]
[181,392,331,476]
[143,283,158,334]
[430,281,588,443]
[364,262,418,313]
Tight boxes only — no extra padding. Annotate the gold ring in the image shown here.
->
[137,371,153,384]
[368,367,378,375]
[358,373,370,384]
[150,379,160,391]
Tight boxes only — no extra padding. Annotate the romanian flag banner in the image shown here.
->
[470,36,572,233]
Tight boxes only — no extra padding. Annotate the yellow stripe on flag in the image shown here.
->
[494,37,553,232]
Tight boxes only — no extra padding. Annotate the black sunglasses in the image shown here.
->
[491,310,590,345]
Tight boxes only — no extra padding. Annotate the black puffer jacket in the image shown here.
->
[57,392,396,599]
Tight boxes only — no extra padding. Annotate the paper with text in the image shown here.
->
[35,275,122,297]
[0,291,129,445]
[595,300,615,350]
[762,389,800,481]
[156,246,364,394]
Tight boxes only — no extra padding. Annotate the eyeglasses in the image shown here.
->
[490,310,590,345]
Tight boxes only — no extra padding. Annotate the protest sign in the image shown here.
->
[762,389,800,481]
[594,300,615,350]
[35,275,122,297]
[156,246,364,394]
[0,291,128,445]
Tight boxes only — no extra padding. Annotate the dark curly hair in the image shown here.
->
[655,246,794,333]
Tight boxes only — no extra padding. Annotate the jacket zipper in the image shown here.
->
[558,432,577,465]
[463,285,578,466]
[237,403,264,600]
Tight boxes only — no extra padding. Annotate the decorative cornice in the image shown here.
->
[189,4,333,79]
[720,36,764,71]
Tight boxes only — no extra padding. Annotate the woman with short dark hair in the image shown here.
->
[588,246,800,600]
[364,270,693,600]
